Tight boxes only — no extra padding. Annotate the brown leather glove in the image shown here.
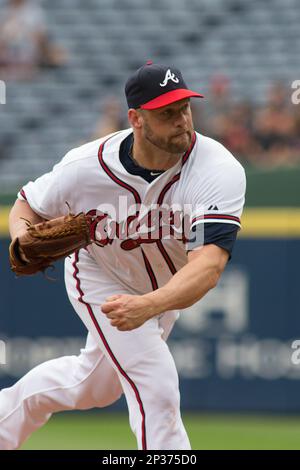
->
[9,212,92,276]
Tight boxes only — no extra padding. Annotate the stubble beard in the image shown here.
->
[143,122,192,155]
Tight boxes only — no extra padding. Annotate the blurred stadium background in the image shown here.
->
[0,0,300,450]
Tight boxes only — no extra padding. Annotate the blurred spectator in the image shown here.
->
[200,74,232,134]
[91,97,127,139]
[252,82,298,167]
[0,0,66,80]
[196,77,300,168]
[209,73,231,114]
[292,105,300,153]
[213,102,261,165]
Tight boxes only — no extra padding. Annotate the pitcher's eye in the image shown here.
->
[161,110,172,118]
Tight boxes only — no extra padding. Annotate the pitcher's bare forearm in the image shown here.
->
[9,199,44,239]
[144,244,229,313]
[101,244,229,331]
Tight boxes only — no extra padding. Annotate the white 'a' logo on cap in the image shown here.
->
[160,69,180,87]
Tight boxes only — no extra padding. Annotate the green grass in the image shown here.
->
[20,412,300,450]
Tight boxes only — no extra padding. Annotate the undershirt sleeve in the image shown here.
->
[187,222,239,258]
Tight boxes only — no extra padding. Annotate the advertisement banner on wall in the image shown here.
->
[1,237,300,412]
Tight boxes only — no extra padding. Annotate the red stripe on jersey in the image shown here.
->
[156,240,177,275]
[98,133,159,291]
[155,133,197,274]
[157,132,196,205]
[141,248,158,290]
[20,189,27,200]
[98,136,141,205]
[182,132,197,166]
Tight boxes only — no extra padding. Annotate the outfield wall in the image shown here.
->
[0,208,300,412]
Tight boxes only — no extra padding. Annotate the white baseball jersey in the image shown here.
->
[19,129,246,305]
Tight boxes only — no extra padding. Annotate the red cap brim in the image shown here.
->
[140,89,204,110]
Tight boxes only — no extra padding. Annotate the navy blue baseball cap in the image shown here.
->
[125,61,204,110]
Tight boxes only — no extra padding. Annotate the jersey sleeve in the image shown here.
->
[17,135,117,220]
[17,152,78,220]
[186,159,246,255]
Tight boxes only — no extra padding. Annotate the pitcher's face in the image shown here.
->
[139,99,194,154]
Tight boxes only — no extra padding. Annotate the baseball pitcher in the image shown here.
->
[1,62,246,450]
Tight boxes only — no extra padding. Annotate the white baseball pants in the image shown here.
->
[0,298,190,450]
